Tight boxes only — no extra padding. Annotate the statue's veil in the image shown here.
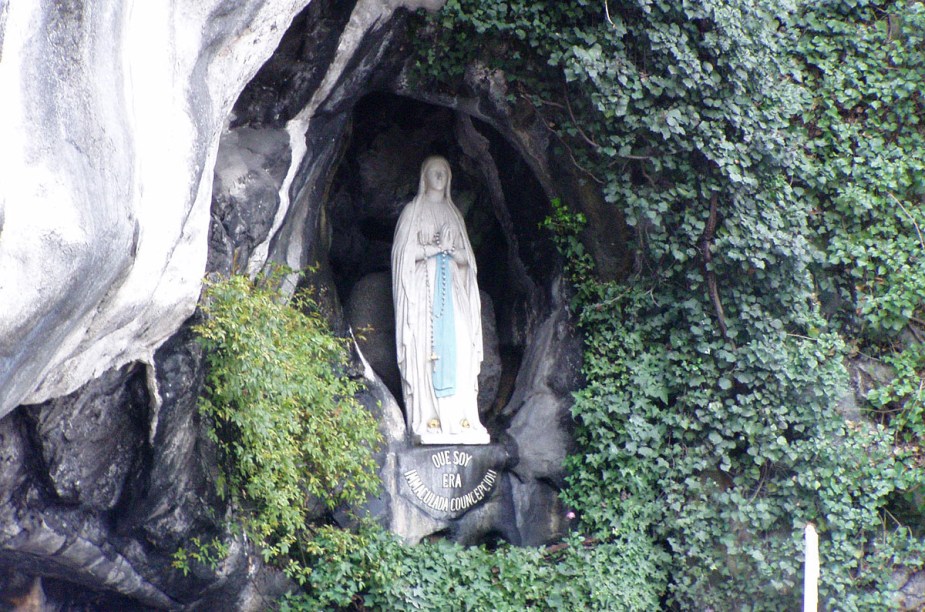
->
[417,155,454,203]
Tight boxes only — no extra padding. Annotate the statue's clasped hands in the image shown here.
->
[418,225,456,256]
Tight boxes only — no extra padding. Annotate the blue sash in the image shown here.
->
[431,252,456,397]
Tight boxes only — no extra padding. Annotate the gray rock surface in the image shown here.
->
[0,0,312,418]
[503,282,583,544]
[0,402,176,609]
[893,567,925,611]
[0,322,293,610]
[208,127,292,275]
[118,322,218,552]
[837,354,897,421]
[477,291,503,418]
[508,477,566,547]
[348,272,402,401]
[22,364,147,512]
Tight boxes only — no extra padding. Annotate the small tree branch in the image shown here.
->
[564,87,601,150]
[604,0,616,27]
[907,320,924,344]
[701,193,730,340]
[888,192,925,249]
[543,536,599,558]
[527,93,605,184]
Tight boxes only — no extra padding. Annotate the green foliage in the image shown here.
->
[281,525,665,611]
[171,536,230,576]
[412,0,925,609]
[552,204,895,608]
[194,273,381,577]
[791,0,925,468]
[868,343,925,442]
[540,199,596,302]
[794,0,925,340]
[791,0,925,559]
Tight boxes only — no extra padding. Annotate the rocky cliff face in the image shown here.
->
[0,0,319,420]
[0,0,605,607]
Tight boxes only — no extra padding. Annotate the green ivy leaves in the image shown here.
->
[282,527,666,611]
[796,1,925,341]
[404,1,925,608]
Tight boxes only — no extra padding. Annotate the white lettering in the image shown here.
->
[405,467,498,514]
[405,469,449,511]
[446,469,499,513]
[431,450,451,468]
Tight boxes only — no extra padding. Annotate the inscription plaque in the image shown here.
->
[396,445,506,519]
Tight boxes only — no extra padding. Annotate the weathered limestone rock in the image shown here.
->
[0,409,176,609]
[348,273,402,401]
[0,0,593,603]
[0,322,294,610]
[893,567,925,611]
[477,291,502,419]
[506,297,582,486]
[208,127,292,275]
[0,1,442,604]
[837,354,897,422]
[0,0,312,418]
[504,282,583,546]
[117,322,218,552]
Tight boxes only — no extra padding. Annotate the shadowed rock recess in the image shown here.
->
[0,0,611,607]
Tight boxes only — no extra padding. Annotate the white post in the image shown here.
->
[804,523,819,611]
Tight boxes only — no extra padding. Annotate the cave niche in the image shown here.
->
[328,92,556,432]
[208,1,582,547]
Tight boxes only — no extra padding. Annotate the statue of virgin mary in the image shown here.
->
[392,156,489,445]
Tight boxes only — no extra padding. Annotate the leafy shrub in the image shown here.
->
[171,536,230,576]
[792,0,925,470]
[792,0,925,564]
[282,525,666,611]
[868,344,925,442]
[190,274,666,608]
[193,273,381,579]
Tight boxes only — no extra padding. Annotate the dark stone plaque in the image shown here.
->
[397,444,508,520]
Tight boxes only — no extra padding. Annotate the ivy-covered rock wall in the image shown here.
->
[406,0,925,609]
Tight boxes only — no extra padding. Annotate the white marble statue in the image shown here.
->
[392,156,489,445]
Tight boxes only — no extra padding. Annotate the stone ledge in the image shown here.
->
[413,430,490,445]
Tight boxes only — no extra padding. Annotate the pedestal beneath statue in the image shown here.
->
[414,430,490,445]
